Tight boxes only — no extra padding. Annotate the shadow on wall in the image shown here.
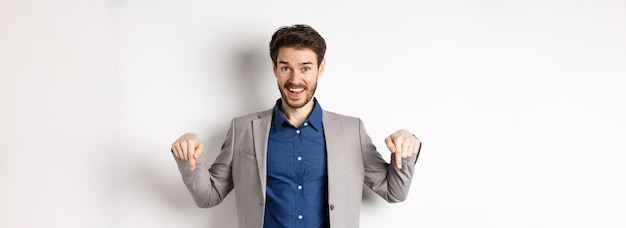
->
[226,40,273,115]
[242,48,269,108]
[202,44,269,227]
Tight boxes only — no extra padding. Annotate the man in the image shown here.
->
[171,24,422,228]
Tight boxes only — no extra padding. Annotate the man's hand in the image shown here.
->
[171,133,203,171]
[385,129,421,169]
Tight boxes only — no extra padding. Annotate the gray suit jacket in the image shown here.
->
[175,108,420,228]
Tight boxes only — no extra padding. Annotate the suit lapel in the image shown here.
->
[252,110,272,199]
[322,111,341,184]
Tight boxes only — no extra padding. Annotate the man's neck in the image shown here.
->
[280,100,314,128]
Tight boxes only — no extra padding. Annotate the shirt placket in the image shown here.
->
[294,123,306,227]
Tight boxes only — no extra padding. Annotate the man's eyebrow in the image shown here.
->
[278,61,314,66]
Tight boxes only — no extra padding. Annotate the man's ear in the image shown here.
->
[318,58,326,78]
[272,61,278,78]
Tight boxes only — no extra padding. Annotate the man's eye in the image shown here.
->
[302,67,311,72]
[281,67,291,72]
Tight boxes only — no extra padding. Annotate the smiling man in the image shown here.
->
[171,24,422,228]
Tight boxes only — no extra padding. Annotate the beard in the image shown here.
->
[278,79,318,109]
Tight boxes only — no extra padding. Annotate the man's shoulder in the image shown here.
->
[322,110,361,122]
[232,109,273,122]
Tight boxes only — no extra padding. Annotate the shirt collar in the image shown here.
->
[272,98,323,131]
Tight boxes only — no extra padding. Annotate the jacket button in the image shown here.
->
[329,204,335,211]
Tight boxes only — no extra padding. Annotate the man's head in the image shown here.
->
[270,24,327,110]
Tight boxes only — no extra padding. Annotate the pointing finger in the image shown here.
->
[189,157,196,171]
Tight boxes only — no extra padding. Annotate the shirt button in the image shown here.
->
[303,122,308,127]
[297,156,302,161]
[296,129,301,134]
[298,215,303,220]
[298,185,302,190]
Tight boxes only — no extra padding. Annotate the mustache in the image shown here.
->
[284,82,306,89]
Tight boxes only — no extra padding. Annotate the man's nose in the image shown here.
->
[288,71,303,80]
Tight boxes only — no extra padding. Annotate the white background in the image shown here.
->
[1,0,625,227]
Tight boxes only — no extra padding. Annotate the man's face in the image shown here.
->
[273,47,325,110]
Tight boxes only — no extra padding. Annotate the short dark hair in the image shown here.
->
[269,24,326,66]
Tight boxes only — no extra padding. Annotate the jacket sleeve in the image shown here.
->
[359,119,421,203]
[173,120,236,208]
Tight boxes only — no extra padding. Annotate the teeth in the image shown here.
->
[288,88,304,92]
